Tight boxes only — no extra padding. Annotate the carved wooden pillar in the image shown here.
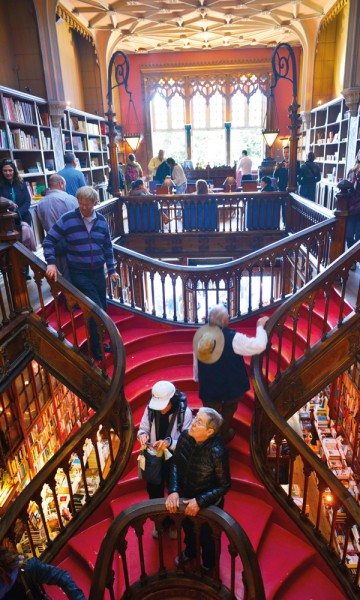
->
[0,199,21,243]
[32,0,66,169]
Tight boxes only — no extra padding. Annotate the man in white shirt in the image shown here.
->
[238,150,253,182]
[148,149,165,178]
[193,304,268,443]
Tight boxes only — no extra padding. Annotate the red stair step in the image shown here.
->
[257,522,316,600]
[68,518,113,570]
[275,563,347,600]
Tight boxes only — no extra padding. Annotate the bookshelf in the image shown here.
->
[0,360,89,513]
[61,107,109,188]
[309,97,350,183]
[0,85,57,198]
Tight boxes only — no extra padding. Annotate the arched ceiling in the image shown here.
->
[60,0,336,54]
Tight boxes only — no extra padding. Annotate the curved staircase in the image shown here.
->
[46,302,349,599]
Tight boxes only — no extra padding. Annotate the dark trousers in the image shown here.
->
[241,174,252,181]
[202,398,240,443]
[346,214,360,249]
[183,498,224,569]
[69,267,107,357]
[147,458,173,529]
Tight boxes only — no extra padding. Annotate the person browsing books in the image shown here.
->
[0,158,32,226]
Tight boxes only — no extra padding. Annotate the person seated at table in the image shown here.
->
[184,179,216,231]
[129,178,150,196]
[194,179,212,194]
[246,177,280,230]
[260,176,275,192]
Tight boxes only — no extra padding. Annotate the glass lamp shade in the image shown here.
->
[262,129,280,148]
[123,133,142,153]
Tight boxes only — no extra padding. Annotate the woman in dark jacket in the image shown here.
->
[0,547,86,599]
[298,151,321,201]
[0,158,32,225]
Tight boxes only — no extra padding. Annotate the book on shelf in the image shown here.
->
[14,158,24,173]
[27,164,41,173]
[35,106,50,127]
[45,158,55,171]
[0,128,9,149]
[3,97,35,124]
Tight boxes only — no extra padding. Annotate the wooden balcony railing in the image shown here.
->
[251,242,360,599]
[108,217,341,324]
[89,500,265,600]
[97,191,333,237]
[0,242,133,562]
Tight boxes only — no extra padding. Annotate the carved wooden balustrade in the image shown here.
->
[0,241,133,562]
[251,242,360,599]
[107,217,341,325]
[89,500,265,600]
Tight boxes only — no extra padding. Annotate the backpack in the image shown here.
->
[126,163,139,183]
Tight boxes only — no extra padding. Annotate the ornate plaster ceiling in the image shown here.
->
[62,0,336,54]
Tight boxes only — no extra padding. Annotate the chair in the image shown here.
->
[186,184,196,193]
[242,180,258,192]
[156,185,172,195]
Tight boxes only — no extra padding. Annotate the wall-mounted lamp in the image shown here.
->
[262,90,279,149]
[106,50,142,195]
[123,94,142,153]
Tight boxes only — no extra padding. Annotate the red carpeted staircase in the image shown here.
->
[46,298,350,599]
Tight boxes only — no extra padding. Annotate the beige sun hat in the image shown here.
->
[193,324,225,364]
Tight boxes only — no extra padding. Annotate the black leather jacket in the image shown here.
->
[168,431,230,508]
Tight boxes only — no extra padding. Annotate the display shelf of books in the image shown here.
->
[310,97,350,183]
[61,107,109,188]
[0,85,57,198]
[0,361,89,515]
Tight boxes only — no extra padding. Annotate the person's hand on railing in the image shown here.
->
[110,272,120,284]
[46,264,61,282]
[183,497,200,516]
[165,492,180,513]
[257,316,269,328]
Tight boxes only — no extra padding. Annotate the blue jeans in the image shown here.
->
[70,267,107,357]
[176,182,187,194]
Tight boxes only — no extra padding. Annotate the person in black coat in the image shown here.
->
[298,151,321,201]
[0,158,32,225]
[154,160,172,184]
[166,407,230,570]
[260,176,275,192]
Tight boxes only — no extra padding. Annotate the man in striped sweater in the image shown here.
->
[43,186,119,360]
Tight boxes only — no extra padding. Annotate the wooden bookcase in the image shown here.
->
[0,85,57,198]
[309,97,350,183]
[0,360,89,514]
[61,107,109,188]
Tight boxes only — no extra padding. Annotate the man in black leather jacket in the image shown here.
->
[166,407,230,570]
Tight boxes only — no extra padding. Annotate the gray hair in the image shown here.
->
[76,186,99,204]
[209,304,229,328]
[198,407,223,433]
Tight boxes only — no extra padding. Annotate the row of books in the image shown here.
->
[88,138,101,152]
[0,128,8,148]
[10,128,39,150]
[72,135,87,151]
[40,130,52,150]
[3,97,35,124]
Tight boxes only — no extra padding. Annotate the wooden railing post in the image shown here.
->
[0,198,21,243]
[331,179,353,262]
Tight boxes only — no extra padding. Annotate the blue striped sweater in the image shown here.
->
[43,208,116,274]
